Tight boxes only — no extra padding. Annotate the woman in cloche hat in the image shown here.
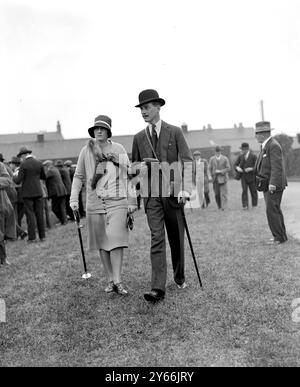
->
[69,115,137,295]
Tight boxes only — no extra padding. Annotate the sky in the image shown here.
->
[0,0,300,139]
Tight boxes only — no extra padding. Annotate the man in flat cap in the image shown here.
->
[234,142,258,210]
[208,146,231,210]
[254,121,288,245]
[131,89,193,303]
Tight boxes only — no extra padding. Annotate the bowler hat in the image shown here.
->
[240,142,249,149]
[215,145,222,152]
[9,156,21,165]
[0,153,4,161]
[255,121,273,133]
[135,89,165,108]
[55,159,64,167]
[88,115,112,138]
[17,146,32,158]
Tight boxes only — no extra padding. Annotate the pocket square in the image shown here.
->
[263,154,267,158]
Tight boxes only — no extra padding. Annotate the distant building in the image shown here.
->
[1,121,299,164]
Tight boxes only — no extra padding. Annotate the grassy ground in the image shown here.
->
[0,180,299,367]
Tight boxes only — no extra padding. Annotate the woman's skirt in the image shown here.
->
[86,200,128,251]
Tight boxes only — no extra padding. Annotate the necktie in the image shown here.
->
[151,124,158,150]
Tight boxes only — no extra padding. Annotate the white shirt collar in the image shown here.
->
[262,136,272,149]
[149,120,162,138]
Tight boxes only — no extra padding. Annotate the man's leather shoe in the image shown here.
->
[266,239,285,245]
[144,290,165,303]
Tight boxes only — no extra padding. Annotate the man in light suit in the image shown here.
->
[234,142,258,210]
[208,146,231,210]
[254,121,288,245]
[131,89,193,303]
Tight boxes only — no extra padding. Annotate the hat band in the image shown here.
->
[94,120,111,129]
[256,125,270,131]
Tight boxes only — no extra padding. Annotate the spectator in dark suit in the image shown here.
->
[9,156,27,238]
[55,160,72,220]
[43,160,67,225]
[13,146,46,242]
[254,121,288,245]
[234,142,258,210]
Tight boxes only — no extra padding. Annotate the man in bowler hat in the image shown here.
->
[13,146,46,242]
[254,121,288,245]
[131,89,193,303]
[234,142,258,209]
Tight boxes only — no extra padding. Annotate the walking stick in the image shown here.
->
[180,203,203,289]
[73,210,91,279]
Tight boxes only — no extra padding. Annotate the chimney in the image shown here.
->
[37,133,44,143]
[297,133,300,144]
[57,120,61,134]
[181,123,188,133]
[207,124,212,131]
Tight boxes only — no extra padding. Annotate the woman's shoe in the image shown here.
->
[104,281,115,293]
[114,282,128,295]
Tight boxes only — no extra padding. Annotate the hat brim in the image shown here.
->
[135,97,165,108]
[88,125,112,138]
[17,150,32,158]
[255,128,274,133]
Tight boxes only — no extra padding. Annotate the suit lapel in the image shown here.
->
[157,121,171,160]
[142,126,155,157]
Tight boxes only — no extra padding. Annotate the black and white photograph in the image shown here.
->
[0,0,299,370]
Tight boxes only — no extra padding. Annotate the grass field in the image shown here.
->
[0,180,299,367]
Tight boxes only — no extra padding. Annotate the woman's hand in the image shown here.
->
[70,201,79,211]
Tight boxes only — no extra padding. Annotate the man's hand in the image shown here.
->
[70,201,79,211]
[178,190,190,204]
[244,167,253,173]
[236,166,243,173]
[269,184,276,193]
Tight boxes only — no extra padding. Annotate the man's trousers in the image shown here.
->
[145,197,185,293]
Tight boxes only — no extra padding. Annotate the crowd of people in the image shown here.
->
[0,89,288,303]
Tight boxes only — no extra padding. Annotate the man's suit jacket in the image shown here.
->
[131,121,193,200]
[45,166,67,198]
[208,154,231,182]
[234,151,257,182]
[58,167,72,194]
[255,137,287,191]
[14,156,46,198]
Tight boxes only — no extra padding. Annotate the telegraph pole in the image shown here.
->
[260,100,265,121]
